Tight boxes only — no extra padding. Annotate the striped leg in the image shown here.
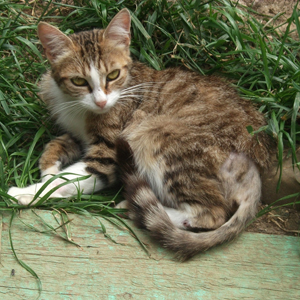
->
[8,161,105,205]
[8,137,119,205]
[39,134,83,182]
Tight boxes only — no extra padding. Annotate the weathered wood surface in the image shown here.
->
[0,210,299,300]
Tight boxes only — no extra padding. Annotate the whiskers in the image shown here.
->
[118,82,173,107]
[46,81,175,116]
[49,99,88,119]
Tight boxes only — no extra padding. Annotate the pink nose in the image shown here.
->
[95,101,107,109]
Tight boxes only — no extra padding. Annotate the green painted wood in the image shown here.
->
[0,210,299,299]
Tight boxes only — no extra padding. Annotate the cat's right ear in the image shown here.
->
[38,22,73,63]
[104,8,131,47]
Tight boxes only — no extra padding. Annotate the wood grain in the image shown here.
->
[0,210,299,299]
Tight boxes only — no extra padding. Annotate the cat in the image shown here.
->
[8,8,271,260]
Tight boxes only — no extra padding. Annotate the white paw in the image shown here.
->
[115,200,129,218]
[115,200,129,209]
[41,161,61,182]
[8,186,39,206]
[163,206,190,229]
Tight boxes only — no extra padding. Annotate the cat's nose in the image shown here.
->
[95,101,107,108]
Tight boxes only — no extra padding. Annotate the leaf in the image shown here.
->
[20,127,46,185]
[16,36,43,62]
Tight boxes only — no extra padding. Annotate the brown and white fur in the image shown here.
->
[8,9,271,260]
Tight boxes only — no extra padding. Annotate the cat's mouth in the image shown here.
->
[92,101,113,114]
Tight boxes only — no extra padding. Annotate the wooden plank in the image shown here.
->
[0,210,299,299]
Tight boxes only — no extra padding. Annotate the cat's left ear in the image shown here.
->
[104,8,131,47]
[38,22,73,63]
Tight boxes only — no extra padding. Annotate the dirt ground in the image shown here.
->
[246,205,300,236]
[239,0,298,17]
[239,0,299,37]
[237,0,300,237]
[239,0,298,21]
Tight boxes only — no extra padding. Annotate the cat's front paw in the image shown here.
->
[8,186,39,206]
[115,200,129,218]
[115,200,129,209]
[40,161,61,182]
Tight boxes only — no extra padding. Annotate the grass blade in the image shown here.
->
[8,211,42,298]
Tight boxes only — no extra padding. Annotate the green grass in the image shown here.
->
[0,0,300,294]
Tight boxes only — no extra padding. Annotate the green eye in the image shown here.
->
[107,69,120,81]
[71,77,88,86]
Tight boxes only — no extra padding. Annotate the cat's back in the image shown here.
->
[128,62,270,169]
[130,63,259,117]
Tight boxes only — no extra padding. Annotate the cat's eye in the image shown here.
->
[71,77,88,86]
[107,69,120,82]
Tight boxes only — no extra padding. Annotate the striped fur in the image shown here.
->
[9,9,271,259]
[116,138,261,260]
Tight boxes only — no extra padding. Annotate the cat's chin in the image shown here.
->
[91,105,114,115]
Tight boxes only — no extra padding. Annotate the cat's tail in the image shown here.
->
[116,139,261,261]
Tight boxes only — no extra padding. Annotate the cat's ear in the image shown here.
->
[104,8,131,47]
[38,22,73,63]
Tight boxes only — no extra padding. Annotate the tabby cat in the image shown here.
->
[8,9,271,260]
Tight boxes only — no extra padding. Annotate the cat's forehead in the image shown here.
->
[69,29,131,72]
[70,29,104,58]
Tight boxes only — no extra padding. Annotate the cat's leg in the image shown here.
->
[163,153,261,230]
[163,204,229,230]
[116,200,192,228]
[159,206,191,230]
[8,161,105,205]
[116,200,194,229]
[39,133,83,182]
[116,200,226,230]
[8,142,118,205]
[117,114,232,230]
[115,200,129,209]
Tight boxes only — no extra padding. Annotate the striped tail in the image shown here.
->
[116,138,261,261]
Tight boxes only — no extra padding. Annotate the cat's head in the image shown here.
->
[38,9,132,114]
